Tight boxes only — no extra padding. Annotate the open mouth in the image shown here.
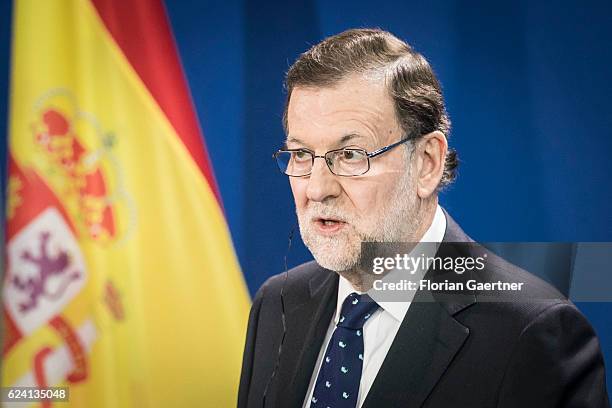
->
[313,217,347,234]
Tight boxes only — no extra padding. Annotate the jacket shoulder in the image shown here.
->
[254,260,326,300]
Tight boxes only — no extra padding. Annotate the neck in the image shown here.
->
[411,195,438,242]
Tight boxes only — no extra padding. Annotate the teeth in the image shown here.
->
[323,220,336,225]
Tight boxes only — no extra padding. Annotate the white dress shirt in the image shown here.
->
[303,205,447,408]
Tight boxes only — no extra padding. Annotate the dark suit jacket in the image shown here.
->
[238,212,610,407]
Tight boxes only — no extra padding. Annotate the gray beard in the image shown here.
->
[297,166,426,289]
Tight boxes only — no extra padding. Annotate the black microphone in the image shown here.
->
[262,222,297,406]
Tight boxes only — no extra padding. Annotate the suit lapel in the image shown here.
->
[273,268,339,407]
[362,291,470,407]
[363,210,476,407]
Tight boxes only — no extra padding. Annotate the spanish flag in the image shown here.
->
[3,1,250,406]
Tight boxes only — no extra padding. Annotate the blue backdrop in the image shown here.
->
[1,0,610,393]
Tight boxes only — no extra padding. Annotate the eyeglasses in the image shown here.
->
[273,136,412,177]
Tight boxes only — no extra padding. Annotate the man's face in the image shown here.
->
[286,74,421,272]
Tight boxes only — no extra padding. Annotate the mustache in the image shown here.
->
[301,204,349,223]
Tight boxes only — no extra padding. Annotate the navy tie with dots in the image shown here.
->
[310,293,379,408]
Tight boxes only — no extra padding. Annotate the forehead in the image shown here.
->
[286,74,399,147]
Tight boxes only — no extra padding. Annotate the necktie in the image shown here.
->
[310,292,379,408]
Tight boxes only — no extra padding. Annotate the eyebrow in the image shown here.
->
[285,133,366,148]
[338,133,364,145]
[285,136,306,146]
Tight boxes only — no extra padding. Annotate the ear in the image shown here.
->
[415,131,447,199]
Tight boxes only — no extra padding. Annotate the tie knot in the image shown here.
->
[337,293,379,330]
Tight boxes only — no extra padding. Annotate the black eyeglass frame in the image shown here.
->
[272,136,413,177]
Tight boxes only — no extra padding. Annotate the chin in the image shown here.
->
[314,257,353,272]
[307,240,361,272]
[299,221,364,270]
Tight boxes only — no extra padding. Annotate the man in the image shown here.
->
[238,28,609,407]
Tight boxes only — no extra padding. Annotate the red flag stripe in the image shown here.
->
[89,0,221,203]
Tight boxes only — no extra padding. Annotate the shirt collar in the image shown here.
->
[335,205,447,323]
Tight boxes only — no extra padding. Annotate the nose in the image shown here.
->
[306,156,342,202]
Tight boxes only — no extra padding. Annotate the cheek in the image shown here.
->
[289,178,308,208]
[341,181,381,215]
[342,174,401,215]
